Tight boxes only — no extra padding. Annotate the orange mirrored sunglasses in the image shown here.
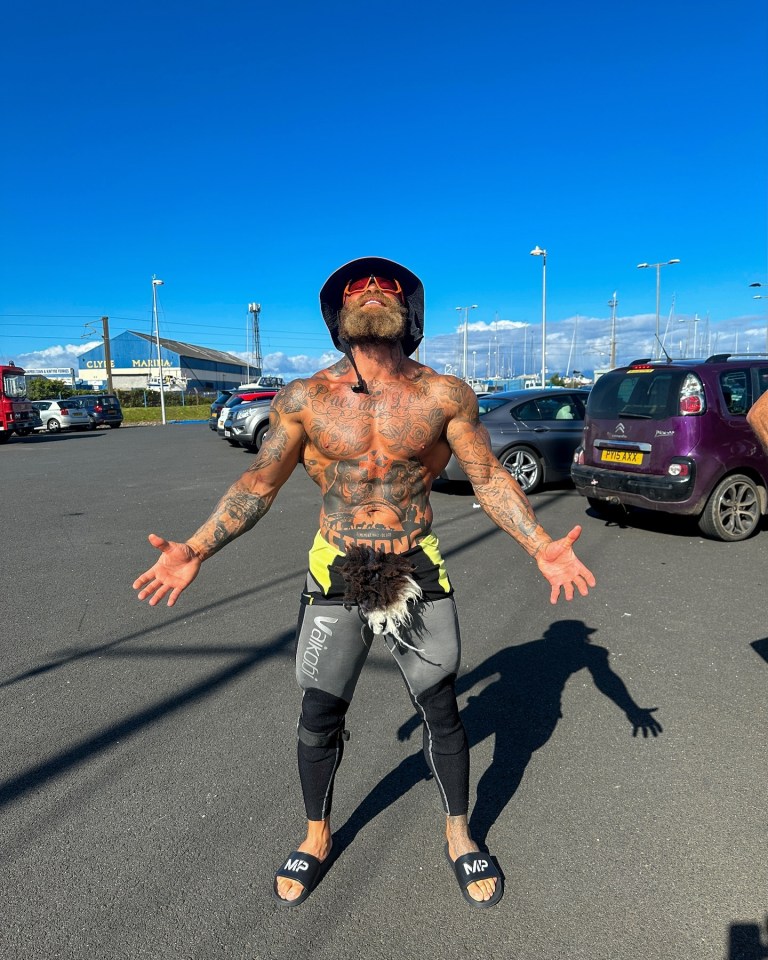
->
[343,275,404,303]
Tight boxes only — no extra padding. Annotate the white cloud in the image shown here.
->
[456,319,529,334]
[227,349,341,379]
[262,351,340,374]
[17,342,101,368]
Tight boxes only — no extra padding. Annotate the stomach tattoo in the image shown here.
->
[318,451,433,553]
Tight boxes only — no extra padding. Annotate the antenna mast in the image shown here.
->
[248,302,263,376]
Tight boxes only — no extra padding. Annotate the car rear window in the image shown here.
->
[478,397,511,416]
[588,369,689,420]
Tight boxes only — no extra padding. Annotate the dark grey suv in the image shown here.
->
[73,394,124,428]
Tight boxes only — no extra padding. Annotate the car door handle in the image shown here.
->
[533,427,549,433]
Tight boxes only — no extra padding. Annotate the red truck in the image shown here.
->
[0,363,42,442]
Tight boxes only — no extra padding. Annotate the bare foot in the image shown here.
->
[275,820,332,903]
[446,816,498,903]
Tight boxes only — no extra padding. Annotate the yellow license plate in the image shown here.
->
[601,449,642,465]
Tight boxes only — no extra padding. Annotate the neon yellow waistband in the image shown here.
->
[308,531,451,596]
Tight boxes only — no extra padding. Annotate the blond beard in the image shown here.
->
[338,298,407,345]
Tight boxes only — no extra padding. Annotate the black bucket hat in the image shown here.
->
[319,256,425,359]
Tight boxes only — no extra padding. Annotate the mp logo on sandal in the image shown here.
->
[463,859,488,875]
[285,858,309,872]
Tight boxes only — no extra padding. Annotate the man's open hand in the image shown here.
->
[132,533,202,607]
[535,525,596,604]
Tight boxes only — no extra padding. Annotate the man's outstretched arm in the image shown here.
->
[445,384,596,603]
[132,388,305,607]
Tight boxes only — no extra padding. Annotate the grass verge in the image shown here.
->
[122,405,210,425]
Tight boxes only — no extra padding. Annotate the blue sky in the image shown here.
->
[1,0,766,381]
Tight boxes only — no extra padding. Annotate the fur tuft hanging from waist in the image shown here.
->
[339,544,423,646]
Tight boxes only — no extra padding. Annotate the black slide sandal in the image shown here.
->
[444,843,504,908]
[272,851,326,907]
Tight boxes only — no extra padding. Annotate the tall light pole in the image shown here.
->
[608,292,618,369]
[455,305,478,380]
[530,246,547,386]
[152,277,167,426]
[750,283,768,353]
[637,258,680,357]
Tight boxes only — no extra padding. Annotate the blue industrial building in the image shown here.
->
[78,331,252,392]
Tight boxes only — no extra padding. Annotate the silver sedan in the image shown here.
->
[32,399,95,433]
[440,388,590,493]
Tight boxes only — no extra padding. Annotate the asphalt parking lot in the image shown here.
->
[3,426,767,960]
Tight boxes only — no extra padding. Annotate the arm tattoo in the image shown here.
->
[189,487,272,559]
[447,384,548,554]
[186,381,308,560]
[474,472,542,549]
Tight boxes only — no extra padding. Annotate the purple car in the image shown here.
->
[571,354,768,541]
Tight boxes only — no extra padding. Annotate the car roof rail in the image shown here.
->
[706,353,768,363]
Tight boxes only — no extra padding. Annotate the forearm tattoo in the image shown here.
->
[450,407,547,554]
[190,487,271,558]
[473,471,543,552]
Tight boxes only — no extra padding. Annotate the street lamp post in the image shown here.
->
[608,292,618,369]
[530,246,547,386]
[152,276,167,426]
[455,305,478,380]
[750,283,768,353]
[637,258,680,357]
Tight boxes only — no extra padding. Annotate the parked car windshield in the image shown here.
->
[3,373,27,398]
[587,368,689,420]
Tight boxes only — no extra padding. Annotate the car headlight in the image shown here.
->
[234,407,252,421]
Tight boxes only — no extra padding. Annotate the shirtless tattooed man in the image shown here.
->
[133,257,596,909]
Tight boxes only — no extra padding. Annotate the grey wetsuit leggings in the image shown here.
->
[294,583,469,820]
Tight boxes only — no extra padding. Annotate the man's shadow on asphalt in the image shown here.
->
[331,619,662,859]
[728,916,768,960]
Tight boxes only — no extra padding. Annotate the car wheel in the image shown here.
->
[16,428,32,437]
[499,446,542,493]
[46,418,61,433]
[254,422,270,450]
[0,431,10,443]
[108,422,121,428]
[698,474,762,541]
